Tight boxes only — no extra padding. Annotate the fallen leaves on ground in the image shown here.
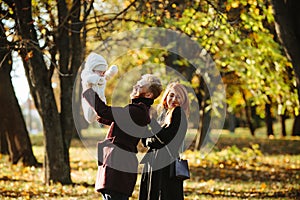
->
[1,138,300,199]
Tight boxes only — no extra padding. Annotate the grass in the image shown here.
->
[1,122,300,199]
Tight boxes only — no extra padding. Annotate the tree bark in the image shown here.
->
[292,116,300,136]
[13,0,71,184]
[280,114,287,137]
[57,0,84,149]
[265,101,274,137]
[54,2,73,177]
[195,96,205,150]
[194,76,210,150]
[242,91,255,136]
[0,131,9,155]
[271,0,300,136]
[0,19,39,167]
[227,111,236,133]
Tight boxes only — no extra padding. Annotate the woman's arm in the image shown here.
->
[147,107,184,149]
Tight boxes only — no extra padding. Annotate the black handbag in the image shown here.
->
[165,143,190,180]
[147,125,190,180]
[174,158,190,180]
[168,153,190,181]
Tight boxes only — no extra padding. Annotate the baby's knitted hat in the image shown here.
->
[85,52,108,71]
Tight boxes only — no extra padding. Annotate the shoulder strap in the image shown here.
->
[147,125,174,159]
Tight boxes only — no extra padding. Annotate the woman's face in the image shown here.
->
[166,89,181,109]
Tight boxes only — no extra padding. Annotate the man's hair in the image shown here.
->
[142,74,162,99]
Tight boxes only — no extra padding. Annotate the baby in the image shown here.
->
[81,52,118,123]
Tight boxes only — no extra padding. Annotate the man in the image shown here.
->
[83,74,162,200]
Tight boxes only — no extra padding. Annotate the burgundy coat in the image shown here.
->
[83,88,153,196]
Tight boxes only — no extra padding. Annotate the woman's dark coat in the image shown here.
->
[139,106,188,200]
[83,88,153,197]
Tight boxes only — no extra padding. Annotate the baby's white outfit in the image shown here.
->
[81,52,118,123]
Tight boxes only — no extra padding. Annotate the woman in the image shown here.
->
[139,82,190,200]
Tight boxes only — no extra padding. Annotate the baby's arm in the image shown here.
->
[105,65,118,80]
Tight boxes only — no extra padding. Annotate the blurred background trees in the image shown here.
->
[0,0,299,184]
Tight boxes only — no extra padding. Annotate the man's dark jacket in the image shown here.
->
[83,88,153,196]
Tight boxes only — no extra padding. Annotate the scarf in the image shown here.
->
[131,97,154,108]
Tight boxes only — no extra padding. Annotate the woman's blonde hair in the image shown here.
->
[158,82,190,126]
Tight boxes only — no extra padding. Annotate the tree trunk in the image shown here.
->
[265,102,274,137]
[0,79,39,166]
[164,53,195,81]
[242,91,255,136]
[194,76,210,150]
[280,114,287,137]
[56,0,73,152]
[14,0,71,184]
[57,0,84,149]
[0,131,9,155]
[70,2,84,139]
[292,116,300,136]
[227,111,236,133]
[0,20,39,166]
[194,98,205,150]
[68,0,93,139]
[0,18,9,156]
[271,0,300,136]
